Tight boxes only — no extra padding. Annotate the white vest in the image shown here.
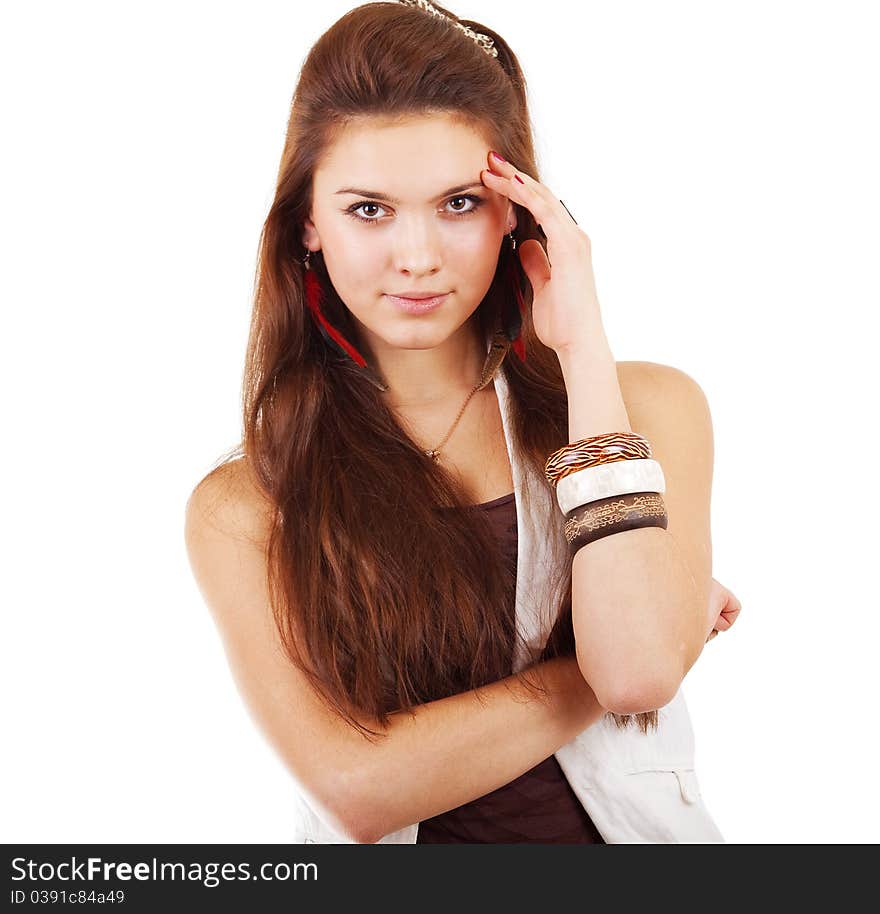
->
[294,351,724,844]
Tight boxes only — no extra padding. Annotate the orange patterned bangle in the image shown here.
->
[545,432,653,488]
[564,491,668,555]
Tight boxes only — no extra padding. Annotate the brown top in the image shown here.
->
[416,492,605,844]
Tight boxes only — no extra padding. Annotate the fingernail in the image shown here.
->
[490,150,506,163]
[514,174,525,184]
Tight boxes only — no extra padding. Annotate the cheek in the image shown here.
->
[447,222,500,263]
[323,233,381,284]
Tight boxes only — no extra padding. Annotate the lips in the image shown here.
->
[386,293,449,315]
[388,292,448,300]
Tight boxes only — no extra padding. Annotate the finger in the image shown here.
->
[482,169,579,252]
[486,151,559,210]
[716,604,741,632]
[722,586,742,614]
[483,152,581,243]
[517,238,551,293]
[705,629,719,643]
[721,595,742,619]
[719,607,741,628]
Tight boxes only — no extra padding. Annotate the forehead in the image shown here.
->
[313,114,491,198]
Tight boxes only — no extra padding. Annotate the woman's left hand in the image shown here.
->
[482,150,604,356]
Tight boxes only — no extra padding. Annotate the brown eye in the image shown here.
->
[446,195,484,215]
[347,201,389,224]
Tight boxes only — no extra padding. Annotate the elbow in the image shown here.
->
[329,762,386,845]
[331,807,377,846]
[575,635,685,715]
[599,681,678,716]
[580,656,680,715]
[316,727,404,844]
[341,819,380,845]
[346,810,383,846]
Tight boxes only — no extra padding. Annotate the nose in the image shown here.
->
[391,218,442,277]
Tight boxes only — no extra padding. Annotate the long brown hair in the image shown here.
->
[210,2,657,740]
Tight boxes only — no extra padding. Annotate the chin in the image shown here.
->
[386,326,454,349]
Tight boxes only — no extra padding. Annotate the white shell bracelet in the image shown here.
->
[555,458,666,516]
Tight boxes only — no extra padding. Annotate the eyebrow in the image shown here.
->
[333,180,485,204]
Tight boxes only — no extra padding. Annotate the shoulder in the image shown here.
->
[614,359,714,492]
[184,457,276,552]
[615,360,710,415]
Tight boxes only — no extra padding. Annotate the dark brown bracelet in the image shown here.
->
[564,491,668,556]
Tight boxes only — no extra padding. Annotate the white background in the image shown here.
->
[3,0,878,843]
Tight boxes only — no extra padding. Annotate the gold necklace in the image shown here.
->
[422,331,510,464]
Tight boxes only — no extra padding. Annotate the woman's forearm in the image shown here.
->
[348,656,604,843]
[560,346,704,712]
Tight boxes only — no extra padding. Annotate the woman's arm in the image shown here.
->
[354,655,602,843]
[184,465,605,845]
[563,358,715,710]
[480,154,714,708]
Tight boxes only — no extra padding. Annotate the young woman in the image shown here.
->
[185,1,741,844]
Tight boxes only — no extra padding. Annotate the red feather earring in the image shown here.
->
[303,252,369,367]
[302,251,389,391]
[503,230,527,362]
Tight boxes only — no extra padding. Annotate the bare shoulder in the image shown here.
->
[183,456,280,639]
[184,457,276,552]
[616,359,710,416]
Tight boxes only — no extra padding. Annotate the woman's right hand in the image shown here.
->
[705,577,742,643]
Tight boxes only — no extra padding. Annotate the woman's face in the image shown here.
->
[302,114,516,357]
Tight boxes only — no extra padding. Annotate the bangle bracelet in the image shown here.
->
[545,431,653,488]
[564,491,668,555]
[556,457,666,516]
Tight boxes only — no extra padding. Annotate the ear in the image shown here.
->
[507,203,518,233]
[301,217,321,253]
